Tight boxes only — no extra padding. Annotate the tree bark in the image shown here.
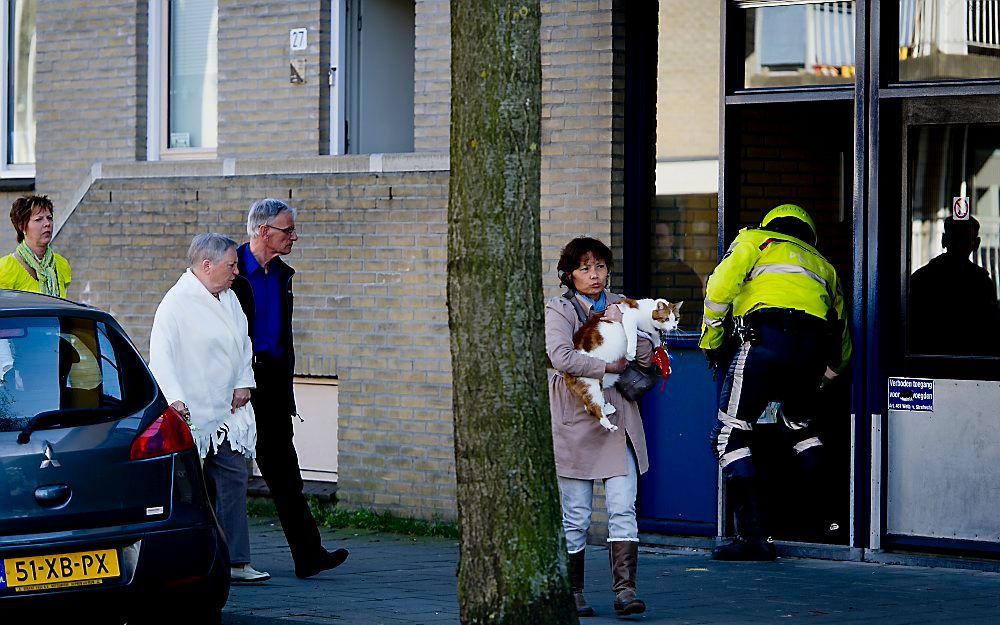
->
[448,2,578,624]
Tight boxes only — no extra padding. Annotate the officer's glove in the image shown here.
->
[703,348,722,370]
[819,366,838,390]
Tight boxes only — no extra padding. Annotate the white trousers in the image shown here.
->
[558,447,639,553]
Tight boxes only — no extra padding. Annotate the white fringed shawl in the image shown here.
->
[149,269,257,458]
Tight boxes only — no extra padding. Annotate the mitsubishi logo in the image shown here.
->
[39,441,61,469]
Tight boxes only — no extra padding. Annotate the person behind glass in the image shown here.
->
[149,234,269,583]
[231,199,349,579]
[0,195,71,297]
[544,237,651,618]
[908,216,1000,356]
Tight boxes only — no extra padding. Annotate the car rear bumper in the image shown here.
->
[0,522,229,614]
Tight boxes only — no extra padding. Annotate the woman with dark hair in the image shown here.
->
[544,236,652,618]
[0,195,71,297]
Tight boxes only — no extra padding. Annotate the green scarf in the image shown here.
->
[16,240,59,296]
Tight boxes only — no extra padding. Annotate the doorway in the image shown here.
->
[726,99,855,545]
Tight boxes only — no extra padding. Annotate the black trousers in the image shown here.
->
[712,312,829,481]
[251,360,323,567]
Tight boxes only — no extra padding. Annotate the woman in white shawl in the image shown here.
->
[149,233,269,583]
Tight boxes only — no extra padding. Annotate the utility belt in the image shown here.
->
[738,307,829,343]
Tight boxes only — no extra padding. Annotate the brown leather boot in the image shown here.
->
[609,541,646,616]
[568,550,595,617]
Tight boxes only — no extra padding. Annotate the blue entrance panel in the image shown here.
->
[638,333,718,537]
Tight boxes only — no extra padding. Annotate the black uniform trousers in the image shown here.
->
[251,357,323,567]
[712,310,829,482]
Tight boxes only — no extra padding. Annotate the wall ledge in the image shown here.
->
[54,152,450,237]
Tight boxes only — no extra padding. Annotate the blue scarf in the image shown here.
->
[578,291,607,313]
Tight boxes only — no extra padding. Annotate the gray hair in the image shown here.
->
[188,233,237,266]
[247,198,297,239]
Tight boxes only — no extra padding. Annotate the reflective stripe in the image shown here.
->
[723,342,750,421]
[705,298,729,314]
[715,423,731,459]
[780,411,808,431]
[720,447,752,468]
[703,316,725,328]
[719,411,752,431]
[793,436,823,454]
[748,263,830,293]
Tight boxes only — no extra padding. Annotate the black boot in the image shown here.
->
[568,550,594,617]
[712,475,776,562]
[609,541,646,616]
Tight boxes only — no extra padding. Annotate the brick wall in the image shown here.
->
[55,166,456,520]
[34,0,144,215]
[413,0,449,152]
[737,103,853,280]
[540,0,620,298]
[657,0,720,161]
[218,0,324,159]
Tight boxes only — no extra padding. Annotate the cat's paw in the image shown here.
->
[599,416,619,432]
[602,403,617,416]
[626,350,636,361]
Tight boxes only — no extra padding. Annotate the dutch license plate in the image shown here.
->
[0,549,119,592]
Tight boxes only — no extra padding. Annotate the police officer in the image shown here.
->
[699,204,851,561]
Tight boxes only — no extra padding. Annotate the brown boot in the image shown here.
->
[609,541,646,616]
[568,550,595,617]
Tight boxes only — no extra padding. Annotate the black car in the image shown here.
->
[0,291,229,623]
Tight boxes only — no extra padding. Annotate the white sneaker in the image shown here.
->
[231,564,270,583]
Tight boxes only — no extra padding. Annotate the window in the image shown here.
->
[0,317,126,433]
[906,123,1000,357]
[1,0,34,176]
[148,0,218,159]
[738,0,856,89]
[899,0,1000,82]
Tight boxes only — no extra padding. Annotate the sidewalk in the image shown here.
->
[223,517,1000,624]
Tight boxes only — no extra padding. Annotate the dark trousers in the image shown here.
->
[252,362,323,567]
[712,314,829,481]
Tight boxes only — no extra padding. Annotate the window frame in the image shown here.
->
[896,96,1000,379]
[726,0,858,100]
[0,0,34,179]
[146,0,218,161]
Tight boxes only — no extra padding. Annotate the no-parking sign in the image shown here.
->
[953,196,970,220]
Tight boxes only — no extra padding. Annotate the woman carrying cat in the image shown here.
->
[545,236,653,618]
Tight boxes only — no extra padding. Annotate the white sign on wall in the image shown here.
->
[290,28,308,51]
[953,196,970,220]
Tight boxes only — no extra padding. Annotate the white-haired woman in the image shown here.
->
[149,233,269,583]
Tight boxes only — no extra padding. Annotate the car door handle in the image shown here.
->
[34,484,71,508]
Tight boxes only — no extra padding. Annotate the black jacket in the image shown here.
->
[232,242,297,415]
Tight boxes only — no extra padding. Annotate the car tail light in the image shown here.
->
[130,406,196,460]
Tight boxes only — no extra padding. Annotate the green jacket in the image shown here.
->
[698,227,852,373]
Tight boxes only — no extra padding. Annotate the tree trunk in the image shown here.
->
[448,2,578,625]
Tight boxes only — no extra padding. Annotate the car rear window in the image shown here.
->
[0,316,150,432]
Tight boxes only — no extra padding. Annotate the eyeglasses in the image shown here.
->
[263,224,297,236]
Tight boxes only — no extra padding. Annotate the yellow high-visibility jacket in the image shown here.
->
[698,227,852,373]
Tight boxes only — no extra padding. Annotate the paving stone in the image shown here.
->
[223,517,1000,624]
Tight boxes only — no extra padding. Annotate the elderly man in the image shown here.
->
[232,199,349,579]
[149,233,270,583]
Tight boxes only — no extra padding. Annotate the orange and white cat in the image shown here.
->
[563,299,681,431]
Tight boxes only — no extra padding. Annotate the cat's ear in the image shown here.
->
[655,299,669,311]
[675,301,683,311]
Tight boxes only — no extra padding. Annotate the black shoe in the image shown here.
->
[573,592,595,617]
[711,536,776,561]
[295,548,350,579]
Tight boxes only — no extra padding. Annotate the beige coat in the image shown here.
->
[545,291,652,480]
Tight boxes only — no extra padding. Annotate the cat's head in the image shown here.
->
[650,299,682,332]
